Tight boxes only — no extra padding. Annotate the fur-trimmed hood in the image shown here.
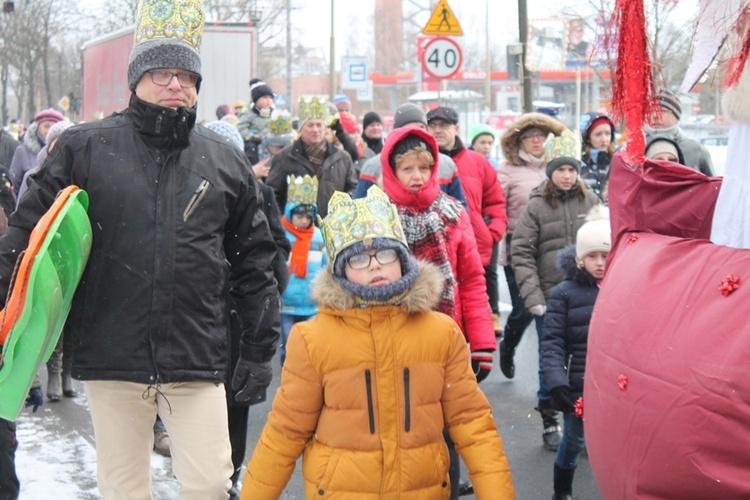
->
[22,121,43,155]
[557,245,598,286]
[500,112,566,166]
[311,259,443,313]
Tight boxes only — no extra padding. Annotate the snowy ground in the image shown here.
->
[15,389,179,499]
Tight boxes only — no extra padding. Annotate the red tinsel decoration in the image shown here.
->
[609,0,658,165]
[723,10,750,89]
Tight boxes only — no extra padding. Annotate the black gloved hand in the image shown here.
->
[550,386,575,413]
[471,349,494,383]
[330,117,343,133]
[25,387,44,413]
[231,358,273,404]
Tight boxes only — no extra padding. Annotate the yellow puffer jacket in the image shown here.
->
[241,261,514,499]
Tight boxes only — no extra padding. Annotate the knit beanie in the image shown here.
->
[127,0,204,92]
[645,137,684,164]
[362,111,382,130]
[393,103,427,129]
[34,108,64,125]
[36,120,74,167]
[334,94,352,111]
[249,78,274,103]
[204,120,244,151]
[388,133,432,168]
[658,89,682,120]
[470,123,495,145]
[576,205,611,260]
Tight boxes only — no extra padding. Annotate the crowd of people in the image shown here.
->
[0,1,721,499]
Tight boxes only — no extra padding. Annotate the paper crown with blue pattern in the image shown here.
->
[286,175,318,206]
[318,186,407,264]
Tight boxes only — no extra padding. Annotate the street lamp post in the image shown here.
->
[286,0,293,109]
[329,0,335,101]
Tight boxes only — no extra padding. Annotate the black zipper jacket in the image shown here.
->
[0,94,280,384]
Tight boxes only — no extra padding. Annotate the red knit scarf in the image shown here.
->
[282,216,315,278]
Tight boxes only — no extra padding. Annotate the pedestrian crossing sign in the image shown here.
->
[422,0,463,36]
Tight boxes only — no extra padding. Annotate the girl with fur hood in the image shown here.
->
[510,130,600,453]
[541,206,610,500]
[497,113,564,379]
[240,186,514,499]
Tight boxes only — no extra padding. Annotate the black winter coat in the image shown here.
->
[541,245,599,401]
[0,95,280,384]
[580,150,611,202]
[266,138,357,217]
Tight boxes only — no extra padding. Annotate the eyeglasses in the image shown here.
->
[346,248,399,270]
[427,121,454,130]
[521,132,546,142]
[148,70,199,88]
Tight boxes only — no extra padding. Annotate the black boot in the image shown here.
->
[499,322,525,379]
[499,338,515,379]
[552,464,575,500]
[536,401,562,451]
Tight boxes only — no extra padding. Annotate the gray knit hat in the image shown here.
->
[127,0,205,92]
[394,103,427,129]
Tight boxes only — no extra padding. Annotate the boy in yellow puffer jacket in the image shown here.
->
[241,186,514,499]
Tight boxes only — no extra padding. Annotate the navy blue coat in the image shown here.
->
[541,245,599,399]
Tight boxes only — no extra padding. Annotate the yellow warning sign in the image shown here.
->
[422,0,463,36]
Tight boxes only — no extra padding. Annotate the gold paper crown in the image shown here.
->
[298,96,331,122]
[286,175,318,206]
[544,128,580,162]
[134,0,205,52]
[270,109,293,136]
[318,186,407,264]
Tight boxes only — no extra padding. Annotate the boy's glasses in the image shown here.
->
[148,70,199,88]
[346,249,399,270]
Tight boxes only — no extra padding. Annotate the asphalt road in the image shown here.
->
[15,277,603,499]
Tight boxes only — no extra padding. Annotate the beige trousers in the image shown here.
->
[85,380,233,500]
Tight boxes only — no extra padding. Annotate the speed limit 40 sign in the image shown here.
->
[422,37,462,79]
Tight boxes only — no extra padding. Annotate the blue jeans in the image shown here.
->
[535,314,551,402]
[280,314,313,366]
[555,412,586,469]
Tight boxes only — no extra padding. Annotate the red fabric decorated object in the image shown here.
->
[585,157,750,498]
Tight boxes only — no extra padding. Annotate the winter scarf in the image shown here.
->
[363,135,383,155]
[282,216,315,278]
[519,149,547,168]
[398,192,461,318]
[303,140,327,171]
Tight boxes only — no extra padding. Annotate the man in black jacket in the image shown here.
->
[0,1,279,498]
[266,96,358,217]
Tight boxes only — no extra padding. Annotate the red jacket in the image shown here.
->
[380,127,496,351]
[448,145,507,266]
